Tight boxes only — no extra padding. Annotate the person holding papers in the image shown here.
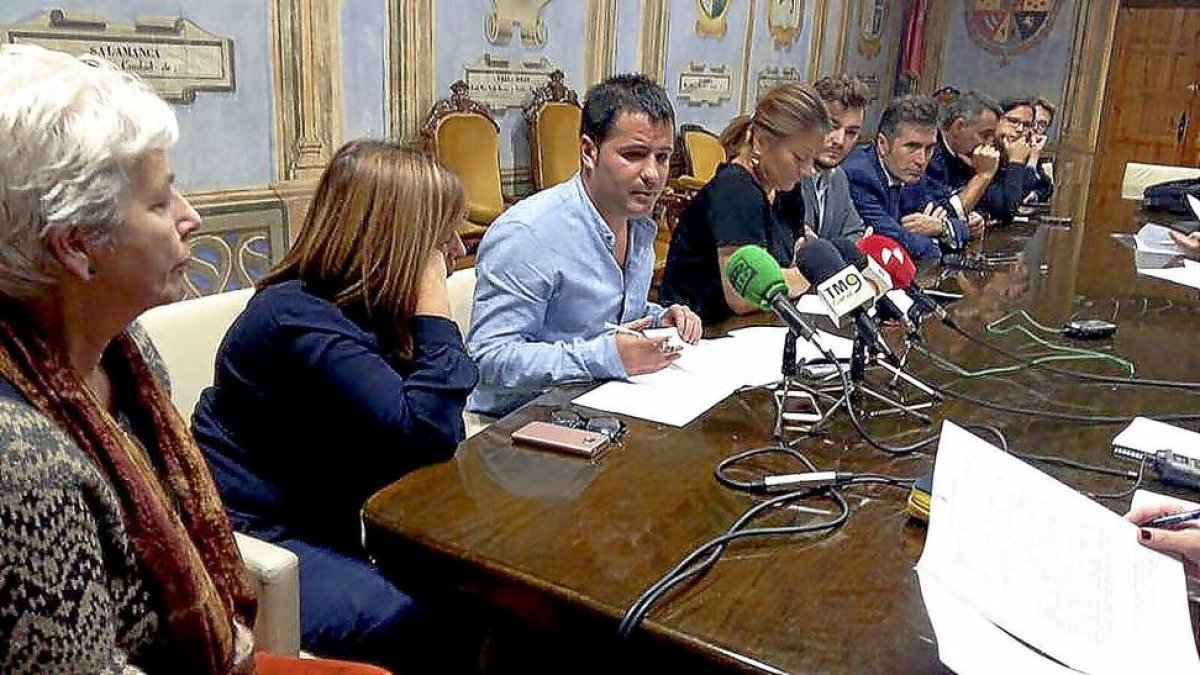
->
[467,74,702,418]
[659,82,833,323]
[1171,231,1200,260]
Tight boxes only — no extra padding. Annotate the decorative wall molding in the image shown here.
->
[858,0,885,58]
[637,0,670,84]
[807,0,828,80]
[678,62,732,107]
[833,0,851,76]
[767,0,803,50]
[695,0,732,38]
[737,0,757,113]
[485,0,551,47]
[270,0,344,182]
[584,0,617,87]
[756,65,801,104]
[916,1,950,94]
[388,0,436,142]
[181,186,290,298]
[463,54,561,110]
[2,9,234,103]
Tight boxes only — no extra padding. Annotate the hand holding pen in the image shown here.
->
[608,317,680,376]
[1126,503,1200,577]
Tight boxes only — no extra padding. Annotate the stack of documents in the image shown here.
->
[916,422,1200,674]
[1129,194,1200,289]
[571,326,852,426]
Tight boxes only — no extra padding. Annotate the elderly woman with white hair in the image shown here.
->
[0,44,387,675]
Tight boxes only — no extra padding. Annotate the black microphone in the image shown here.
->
[795,240,900,364]
[827,238,920,338]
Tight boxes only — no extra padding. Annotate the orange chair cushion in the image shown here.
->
[683,130,724,186]
[437,114,505,225]
[535,103,582,189]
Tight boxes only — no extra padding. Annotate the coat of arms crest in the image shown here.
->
[965,0,1060,65]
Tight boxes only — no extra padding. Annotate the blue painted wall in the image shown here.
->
[663,0,753,134]
[1,1,275,192]
[614,0,641,76]
[342,0,388,141]
[936,0,1079,138]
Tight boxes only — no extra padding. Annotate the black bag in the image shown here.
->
[1142,177,1200,215]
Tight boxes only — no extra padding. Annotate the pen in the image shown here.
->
[1140,507,1200,530]
[603,321,648,339]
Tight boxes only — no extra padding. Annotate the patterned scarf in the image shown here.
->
[0,305,256,674]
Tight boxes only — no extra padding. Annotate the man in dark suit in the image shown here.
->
[843,95,970,260]
[780,75,869,242]
[926,90,1000,235]
[977,95,1040,223]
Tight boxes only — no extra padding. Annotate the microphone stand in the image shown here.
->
[773,316,940,439]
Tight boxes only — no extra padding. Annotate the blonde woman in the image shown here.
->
[659,83,833,323]
[193,141,477,670]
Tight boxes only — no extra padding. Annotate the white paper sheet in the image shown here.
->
[1138,259,1200,290]
[917,571,1082,675]
[571,327,856,426]
[917,422,1200,675]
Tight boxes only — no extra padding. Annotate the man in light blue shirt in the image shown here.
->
[468,74,702,417]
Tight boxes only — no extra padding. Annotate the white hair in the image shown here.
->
[0,43,179,299]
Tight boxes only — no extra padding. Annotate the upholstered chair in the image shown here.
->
[524,70,582,192]
[423,81,514,256]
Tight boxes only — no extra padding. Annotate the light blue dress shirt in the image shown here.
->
[467,173,667,416]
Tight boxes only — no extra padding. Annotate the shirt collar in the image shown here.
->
[876,151,903,188]
[571,173,656,249]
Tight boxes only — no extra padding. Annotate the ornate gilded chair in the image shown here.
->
[675,124,725,192]
[423,81,512,254]
[524,70,582,192]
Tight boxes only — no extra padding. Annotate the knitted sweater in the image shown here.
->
[0,325,169,674]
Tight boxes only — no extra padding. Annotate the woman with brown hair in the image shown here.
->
[0,44,388,674]
[192,140,477,670]
[660,82,833,323]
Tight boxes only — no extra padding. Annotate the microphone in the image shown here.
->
[795,240,899,364]
[726,245,820,343]
[856,234,949,324]
[829,238,920,337]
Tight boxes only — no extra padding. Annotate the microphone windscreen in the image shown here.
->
[828,237,868,270]
[857,234,917,290]
[794,239,847,286]
[726,245,787,309]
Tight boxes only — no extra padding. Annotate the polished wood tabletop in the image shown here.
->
[364,216,1200,674]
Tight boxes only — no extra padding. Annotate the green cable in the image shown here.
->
[915,342,1114,379]
[982,310,1135,375]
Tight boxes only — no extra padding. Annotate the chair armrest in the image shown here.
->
[234,532,301,656]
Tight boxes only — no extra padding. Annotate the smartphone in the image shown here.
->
[511,421,610,459]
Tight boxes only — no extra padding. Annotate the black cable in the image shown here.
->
[1088,455,1149,501]
[946,319,1200,391]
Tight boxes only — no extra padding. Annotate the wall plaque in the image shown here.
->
[767,0,803,50]
[677,62,732,106]
[1,9,234,104]
[857,0,885,58]
[755,65,800,102]
[485,0,551,47]
[463,54,560,110]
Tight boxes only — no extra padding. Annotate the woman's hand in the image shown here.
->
[1126,503,1200,577]
[414,248,452,318]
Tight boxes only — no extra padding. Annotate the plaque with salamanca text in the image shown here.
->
[2,9,234,104]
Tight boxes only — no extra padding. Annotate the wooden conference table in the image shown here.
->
[364,218,1200,674]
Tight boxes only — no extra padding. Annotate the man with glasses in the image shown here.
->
[1027,96,1056,203]
[978,95,1041,223]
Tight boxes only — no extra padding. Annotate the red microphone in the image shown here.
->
[857,235,917,290]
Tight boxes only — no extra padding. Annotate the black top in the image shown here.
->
[660,163,803,324]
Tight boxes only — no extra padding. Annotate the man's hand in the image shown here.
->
[615,316,679,376]
[1171,230,1200,261]
[901,202,947,237]
[970,144,1000,177]
[661,304,702,344]
[1004,135,1032,164]
[967,211,986,239]
[1027,134,1047,164]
